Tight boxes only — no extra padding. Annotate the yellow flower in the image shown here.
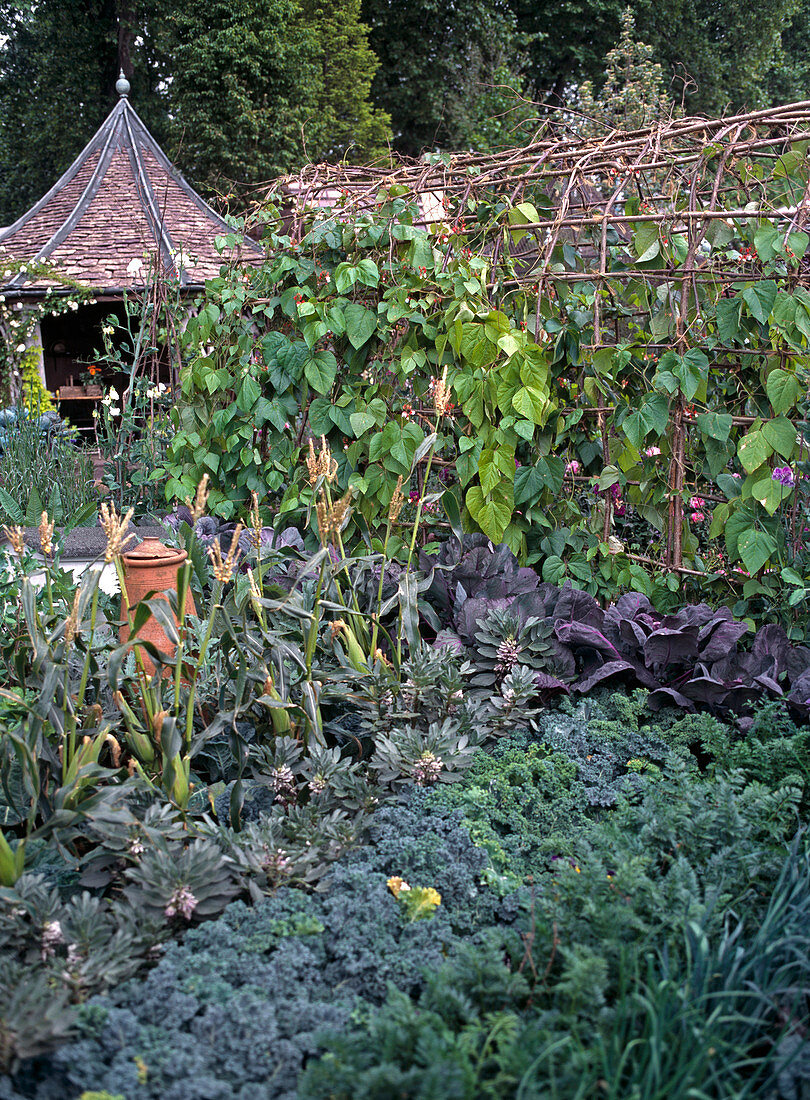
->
[390,882,441,921]
[387,876,410,898]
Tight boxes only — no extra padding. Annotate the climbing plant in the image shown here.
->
[0,257,93,406]
[164,106,810,628]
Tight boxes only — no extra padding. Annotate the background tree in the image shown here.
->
[360,0,522,154]
[163,0,391,196]
[765,6,810,106]
[0,0,165,226]
[576,8,676,134]
[511,0,802,117]
[300,0,391,165]
[0,0,391,220]
[160,0,319,197]
[510,0,625,105]
[632,0,800,115]
[443,47,538,152]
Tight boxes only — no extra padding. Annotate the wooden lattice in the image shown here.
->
[264,104,810,574]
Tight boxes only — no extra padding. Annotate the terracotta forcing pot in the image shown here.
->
[119,537,196,673]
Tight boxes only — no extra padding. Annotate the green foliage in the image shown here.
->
[18,353,54,416]
[361,0,524,155]
[0,414,95,527]
[297,693,810,1098]
[2,801,496,1097]
[513,0,801,119]
[577,8,676,132]
[163,196,553,548]
[0,0,390,220]
[161,135,810,626]
[302,845,810,1099]
[3,679,810,1097]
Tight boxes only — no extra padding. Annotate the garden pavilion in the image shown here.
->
[0,72,261,412]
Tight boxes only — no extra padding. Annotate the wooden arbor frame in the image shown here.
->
[272,104,810,573]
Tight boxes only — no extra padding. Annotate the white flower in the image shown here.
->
[127,258,144,275]
[15,343,25,354]
[108,406,121,417]
[108,386,119,400]
[102,324,114,336]
[68,301,78,311]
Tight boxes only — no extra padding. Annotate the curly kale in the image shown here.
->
[4,691,809,1100]
[3,803,499,1100]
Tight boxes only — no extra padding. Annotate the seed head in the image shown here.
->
[329,490,351,539]
[99,502,134,562]
[306,438,319,485]
[65,589,80,648]
[432,367,450,417]
[3,524,24,557]
[185,474,210,522]
[388,476,405,524]
[208,523,243,583]
[315,493,329,544]
[39,512,54,556]
[315,489,352,545]
[306,436,338,486]
[249,490,262,551]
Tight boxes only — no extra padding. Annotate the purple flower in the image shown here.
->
[772,466,796,486]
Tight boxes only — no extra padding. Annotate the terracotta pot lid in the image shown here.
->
[123,537,187,567]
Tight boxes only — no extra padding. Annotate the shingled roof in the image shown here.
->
[0,73,261,297]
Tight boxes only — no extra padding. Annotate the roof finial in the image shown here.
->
[116,69,131,98]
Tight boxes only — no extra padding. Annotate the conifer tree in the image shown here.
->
[0,0,392,220]
[577,8,676,134]
[302,0,391,164]
[162,0,319,195]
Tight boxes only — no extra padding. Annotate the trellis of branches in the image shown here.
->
[250,104,810,582]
